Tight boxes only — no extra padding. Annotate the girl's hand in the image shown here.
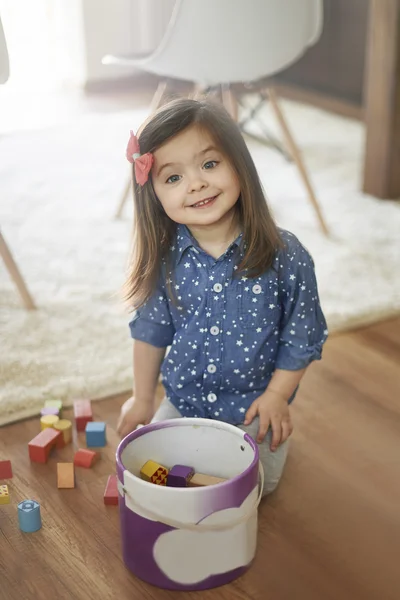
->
[243,390,293,450]
[117,396,155,439]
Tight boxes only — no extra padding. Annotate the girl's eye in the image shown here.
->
[203,160,218,170]
[166,174,181,184]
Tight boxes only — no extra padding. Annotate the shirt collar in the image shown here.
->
[174,224,243,264]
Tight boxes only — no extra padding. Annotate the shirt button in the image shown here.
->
[207,364,217,374]
[213,283,223,293]
[207,393,217,403]
[210,326,219,336]
[252,284,262,294]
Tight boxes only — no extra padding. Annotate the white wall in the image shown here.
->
[57,0,175,86]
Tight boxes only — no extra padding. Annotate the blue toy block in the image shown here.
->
[85,421,106,447]
[18,499,42,533]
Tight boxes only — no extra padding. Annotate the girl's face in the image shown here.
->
[152,125,241,231]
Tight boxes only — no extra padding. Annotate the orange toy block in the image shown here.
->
[40,414,60,430]
[57,463,75,489]
[140,460,169,486]
[28,428,63,463]
[73,449,97,468]
[73,399,93,432]
[104,475,119,506]
[0,484,10,505]
[187,473,227,487]
[0,460,13,479]
[54,419,72,446]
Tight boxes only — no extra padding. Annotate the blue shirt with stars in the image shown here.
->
[129,225,328,425]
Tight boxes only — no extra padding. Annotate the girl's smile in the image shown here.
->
[189,194,218,209]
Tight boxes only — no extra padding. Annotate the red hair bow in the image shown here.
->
[126,130,154,185]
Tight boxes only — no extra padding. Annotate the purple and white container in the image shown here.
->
[116,417,262,591]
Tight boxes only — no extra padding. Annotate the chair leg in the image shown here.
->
[266,87,330,237]
[221,85,239,121]
[150,80,168,114]
[0,230,36,310]
[114,172,132,219]
[114,80,168,220]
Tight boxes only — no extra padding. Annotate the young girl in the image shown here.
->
[117,97,328,496]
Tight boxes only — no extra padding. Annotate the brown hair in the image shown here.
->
[123,97,282,309]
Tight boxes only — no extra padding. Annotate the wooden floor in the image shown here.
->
[1,316,400,600]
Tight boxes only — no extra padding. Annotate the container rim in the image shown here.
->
[115,417,259,492]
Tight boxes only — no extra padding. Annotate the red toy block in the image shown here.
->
[73,399,93,432]
[104,475,119,506]
[0,460,13,479]
[73,449,97,468]
[28,428,63,463]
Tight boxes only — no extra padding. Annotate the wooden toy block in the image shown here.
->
[40,414,60,430]
[18,500,42,532]
[54,419,72,446]
[0,484,10,504]
[0,460,13,479]
[85,422,106,447]
[57,463,75,489]
[44,400,62,412]
[74,399,93,432]
[73,449,97,468]
[104,475,119,506]
[140,460,169,486]
[167,464,195,488]
[187,473,227,487]
[28,427,63,463]
[40,406,59,418]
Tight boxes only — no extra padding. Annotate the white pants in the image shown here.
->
[152,397,290,497]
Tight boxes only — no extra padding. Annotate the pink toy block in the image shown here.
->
[104,475,119,506]
[73,399,93,431]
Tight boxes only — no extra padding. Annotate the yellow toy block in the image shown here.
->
[188,473,227,487]
[57,463,75,489]
[54,419,72,445]
[0,484,10,505]
[140,460,169,486]
[40,414,60,430]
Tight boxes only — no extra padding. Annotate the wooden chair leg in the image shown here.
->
[114,172,132,219]
[150,80,168,114]
[0,230,36,310]
[221,86,239,122]
[114,80,168,220]
[267,87,330,237]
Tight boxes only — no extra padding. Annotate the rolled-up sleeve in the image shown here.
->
[129,280,175,348]
[275,234,328,370]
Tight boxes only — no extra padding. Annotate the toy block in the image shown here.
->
[40,414,60,430]
[0,484,10,505]
[57,463,75,489]
[85,422,106,447]
[187,473,227,487]
[73,449,97,468]
[74,399,93,432]
[140,460,169,486]
[104,475,119,506]
[18,500,42,532]
[0,460,13,479]
[167,464,194,488]
[54,419,72,446]
[40,406,59,418]
[44,399,63,416]
[28,427,63,463]
[44,400,62,412]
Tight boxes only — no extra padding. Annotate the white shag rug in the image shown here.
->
[1,100,399,426]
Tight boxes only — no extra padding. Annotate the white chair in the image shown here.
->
[0,15,36,309]
[104,0,329,236]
